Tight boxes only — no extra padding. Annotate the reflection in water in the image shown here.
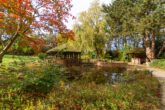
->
[66,65,126,85]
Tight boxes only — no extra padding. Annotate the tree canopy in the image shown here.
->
[103,0,165,61]
[0,0,73,62]
[70,1,107,57]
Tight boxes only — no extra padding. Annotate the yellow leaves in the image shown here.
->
[0,67,5,71]
[60,81,65,88]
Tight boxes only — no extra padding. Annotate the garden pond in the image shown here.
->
[66,65,127,85]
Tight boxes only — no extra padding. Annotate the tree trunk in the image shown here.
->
[0,32,19,63]
[0,26,28,63]
[142,37,145,48]
[94,40,100,58]
[123,36,127,47]
[151,30,155,60]
[157,28,165,57]
[157,40,165,58]
[144,31,152,62]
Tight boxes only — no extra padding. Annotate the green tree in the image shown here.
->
[72,1,107,58]
[103,0,165,61]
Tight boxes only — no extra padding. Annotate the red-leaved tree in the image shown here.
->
[0,0,73,62]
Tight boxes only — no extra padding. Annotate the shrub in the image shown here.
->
[104,54,112,60]
[112,50,123,61]
[120,46,133,61]
[159,53,165,59]
[150,59,165,70]
[38,53,47,60]
[111,50,120,60]
[20,63,67,94]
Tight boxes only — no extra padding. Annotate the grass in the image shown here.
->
[0,55,39,70]
[150,59,165,70]
[2,55,39,64]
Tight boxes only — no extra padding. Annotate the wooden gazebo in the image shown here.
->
[127,48,146,64]
[47,44,81,65]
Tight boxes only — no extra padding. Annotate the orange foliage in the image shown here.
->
[0,19,3,22]
[0,13,4,18]
[0,0,75,53]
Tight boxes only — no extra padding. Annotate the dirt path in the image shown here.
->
[129,64,165,110]
[148,68,165,110]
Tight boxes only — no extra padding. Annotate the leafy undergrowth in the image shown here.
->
[0,62,161,109]
[150,59,165,70]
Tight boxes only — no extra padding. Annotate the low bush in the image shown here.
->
[111,50,122,61]
[38,53,47,60]
[150,59,165,70]
[20,63,67,94]
[159,53,165,59]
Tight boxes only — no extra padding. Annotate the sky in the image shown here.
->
[66,0,112,29]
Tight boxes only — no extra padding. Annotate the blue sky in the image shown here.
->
[66,0,112,29]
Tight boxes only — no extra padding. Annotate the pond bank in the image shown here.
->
[129,64,165,109]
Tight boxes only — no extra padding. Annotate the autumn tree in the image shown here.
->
[0,0,73,62]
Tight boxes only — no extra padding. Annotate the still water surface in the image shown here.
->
[66,65,127,85]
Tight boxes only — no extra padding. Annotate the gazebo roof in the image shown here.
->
[47,44,81,54]
[127,48,145,54]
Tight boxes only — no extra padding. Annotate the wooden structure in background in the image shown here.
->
[127,48,146,64]
[47,44,81,66]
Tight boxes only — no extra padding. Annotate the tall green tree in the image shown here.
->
[72,1,107,57]
[103,0,165,61]
[103,0,136,46]
[132,0,165,60]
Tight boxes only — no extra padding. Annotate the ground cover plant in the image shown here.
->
[0,59,161,109]
[150,59,165,70]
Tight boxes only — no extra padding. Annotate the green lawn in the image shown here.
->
[150,59,165,70]
[2,55,39,63]
[0,55,39,70]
